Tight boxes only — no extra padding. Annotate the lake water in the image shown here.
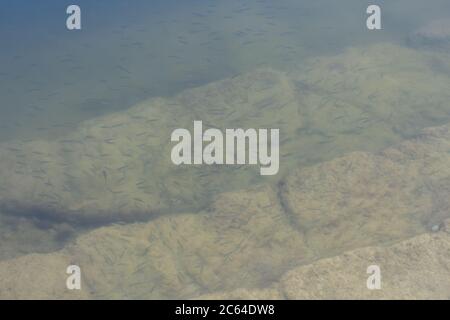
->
[1,0,450,299]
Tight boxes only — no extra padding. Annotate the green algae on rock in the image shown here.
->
[1,122,450,299]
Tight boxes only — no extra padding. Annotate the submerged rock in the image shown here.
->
[2,43,450,223]
[0,186,310,299]
[280,124,450,257]
[1,122,450,299]
[281,227,450,300]
[201,227,450,300]
[0,68,300,223]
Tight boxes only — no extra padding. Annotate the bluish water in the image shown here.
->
[2,0,448,141]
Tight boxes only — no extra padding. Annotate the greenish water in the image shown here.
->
[1,0,450,299]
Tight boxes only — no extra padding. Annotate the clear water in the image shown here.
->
[1,0,450,299]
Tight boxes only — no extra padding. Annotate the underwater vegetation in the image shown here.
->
[1,115,450,299]
[2,43,450,226]
[1,38,450,298]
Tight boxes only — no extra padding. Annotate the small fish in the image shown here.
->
[102,170,108,185]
